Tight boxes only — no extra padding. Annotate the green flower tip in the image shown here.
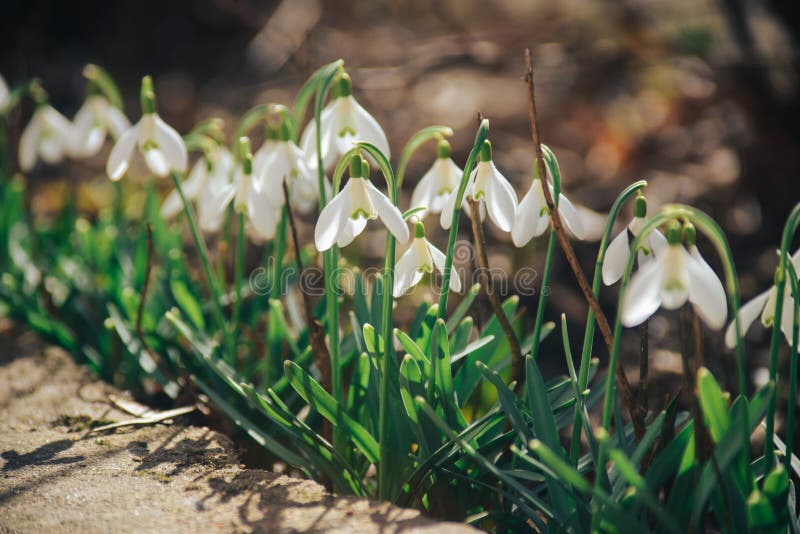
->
[479,140,492,162]
[634,194,647,218]
[666,220,682,245]
[437,138,451,159]
[238,136,253,174]
[414,221,426,239]
[278,119,292,142]
[349,154,362,178]
[29,79,48,107]
[682,222,696,246]
[140,75,156,114]
[334,72,352,99]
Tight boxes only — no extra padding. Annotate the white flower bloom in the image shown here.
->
[314,159,409,251]
[300,74,389,171]
[511,176,585,246]
[106,112,187,180]
[0,74,8,111]
[204,143,281,241]
[394,223,461,297]
[256,138,320,214]
[161,146,234,224]
[603,211,667,285]
[621,237,727,329]
[19,105,73,172]
[725,250,800,350]
[70,95,131,158]
[441,141,516,232]
[410,141,462,217]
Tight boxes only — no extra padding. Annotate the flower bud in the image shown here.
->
[414,221,426,239]
[634,194,647,218]
[437,138,451,159]
[140,75,156,114]
[479,140,492,162]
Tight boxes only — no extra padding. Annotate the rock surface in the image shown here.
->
[0,331,478,533]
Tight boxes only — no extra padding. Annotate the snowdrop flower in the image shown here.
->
[106,76,187,180]
[315,155,409,251]
[70,94,130,158]
[394,221,461,297]
[410,138,462,217]
[0,74,8,111]
[232,137,281,241]
[621,222,727,329]
[441,140,517,232]
[725,249,800,350]
[19,93,72,172]
[160,144,234,224]
[300,73,389,171]
[511,162,585,247]
[256,121,320,214]
[602,194,667,285]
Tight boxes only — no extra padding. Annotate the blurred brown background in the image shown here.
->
[2,0,799,391]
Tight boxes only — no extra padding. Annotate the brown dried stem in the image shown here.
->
[467,197,524,386]
[523,48,645,439]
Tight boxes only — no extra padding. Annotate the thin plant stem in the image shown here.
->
[134,223,165,375]
[437,120,489,319]
[395,125,453,190]
[764,203,800,472]
[271,208,288,298]
[467,196,523,385]
[568,180,646,464]
[231,211,246,359]
[784,255,799,472]
[524,48,645,439]
[530,228,557,362]
[169,170,230,362]
[639,320,649,411]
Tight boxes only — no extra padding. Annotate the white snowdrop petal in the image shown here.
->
[144,148,169,177]
[350,95,391,160]
[106,123,140,180]
[428,240,460,292]
[659,246,691,310]
[393,245,423,297]
[725,289,771,349]
[153,114,187,173]
[315,190,349,251]
[19,113,42,172]
[621,258,664,327]
[103,105,131,140]
[511,185,542,247]
[602,229,631,286]
[365,180,409,243]
[336,217,368,248]
[39,137,65,164]
[484,164,517,232]
[556,190,585,240]
[686,246,728,330]
[247,191,279,240]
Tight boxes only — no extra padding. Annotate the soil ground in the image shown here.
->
[0,328,477,533]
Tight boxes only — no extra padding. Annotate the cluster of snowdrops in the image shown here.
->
[2,60,799,531]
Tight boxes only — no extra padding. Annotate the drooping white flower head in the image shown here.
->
[70,95,130,159]
[394,221,461,297]
[0,74,9,111]
[161,144,234,223]
[621,222,727,329]
[410,139,462,218]
[106,76,187,180]
[441,140,517,232]
[314,155,409,251]
[300,73,389,171]
[725,249,800,351]
[255,122,321,214]
[19,101,72,172]
[602,194,667,286]
[233,137,281,241]
[511,161,585,247]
